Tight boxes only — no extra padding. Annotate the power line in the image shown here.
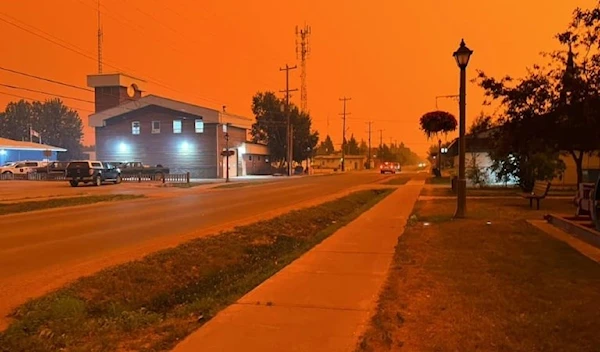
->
[0,12,223,107]
[0,90,94,113]
[0,66,93,92]
[0,83,94,104]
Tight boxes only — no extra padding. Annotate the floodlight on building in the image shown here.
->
[118,142,128,153]
[0,149,6,156]
[181,141,191,152]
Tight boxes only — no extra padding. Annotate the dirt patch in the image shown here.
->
[357,197,600,352]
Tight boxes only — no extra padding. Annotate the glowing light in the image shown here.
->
[0,149,6,156]
[119,142,128,153]
[181,141,190,152]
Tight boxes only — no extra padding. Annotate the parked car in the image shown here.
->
[380,161,401,174]
[65,161,121,187]
[0,161,47,175]
[34,161,70,174]
[116,161,170,179]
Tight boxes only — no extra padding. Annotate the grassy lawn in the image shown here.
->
[0,194,143,216]
[421,186,576,198]
[0,189,392,352]
[357,197,600,352]
[382,176,411,186]
[425,176,451,185]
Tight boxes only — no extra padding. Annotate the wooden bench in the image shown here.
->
[522,181,551,210]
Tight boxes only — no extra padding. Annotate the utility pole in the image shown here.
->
[366,121,373,169]
[296,24,311,112]
[378,129,384,165]
[223,123,230,182]
[97,0,103,73]
[339,97,351,172]
[280,64,298,176]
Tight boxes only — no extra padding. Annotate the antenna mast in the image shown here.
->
[296,24,311,112]
[97,0,103,73]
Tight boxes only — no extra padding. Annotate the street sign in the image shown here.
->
[221,150,234,156]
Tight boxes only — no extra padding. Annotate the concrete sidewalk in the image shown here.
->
[172,180,424,352]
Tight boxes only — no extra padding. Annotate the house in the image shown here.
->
[313,154,367,171]
[87,73,269,178]
[446,128,517,185]
[447,128,600,185]
[0,137,66,165]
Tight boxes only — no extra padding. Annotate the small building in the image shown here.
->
[87,73,269,178]
[446,128,600,185]
[313,154,367,172]
[0,137,66,165]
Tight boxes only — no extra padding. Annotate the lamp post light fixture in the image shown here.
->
[223,123,231,183]
[453,39,473,218]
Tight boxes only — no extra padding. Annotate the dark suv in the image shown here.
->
[65,161,121,187]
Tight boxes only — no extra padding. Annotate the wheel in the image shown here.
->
[155,172,164,181]
[94,175,102,186]
[380,171,384,174]
[69,180,79,187]
[115,175,122,184]
[2,171,11,175]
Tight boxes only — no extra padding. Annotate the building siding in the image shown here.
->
[95,105,220,178]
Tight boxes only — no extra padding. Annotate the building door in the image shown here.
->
[222,150,237,178]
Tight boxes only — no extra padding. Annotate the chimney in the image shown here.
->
[87,73,145,113]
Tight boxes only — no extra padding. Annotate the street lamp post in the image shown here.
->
[453,39,473,218]
[223,123,230,183]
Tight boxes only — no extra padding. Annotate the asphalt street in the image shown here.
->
[0,172,397,328]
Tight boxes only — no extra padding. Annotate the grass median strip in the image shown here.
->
[214,180,274,189]
[0,194,144,216]
[382,176,411,186]
[0,188,392,352]
[357,198,600,352]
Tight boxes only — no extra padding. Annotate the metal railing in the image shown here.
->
[0,172,191,184]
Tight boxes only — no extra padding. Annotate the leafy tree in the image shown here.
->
[419,111,458,139]
[0,99,84,160]
[359,139,368,155]
[316,135,335,155]
[346,134,360,155]
[251,91,318,165]
[469,112,495,135]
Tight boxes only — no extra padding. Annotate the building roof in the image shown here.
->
[0,137,67,152]
[88,94,254,129]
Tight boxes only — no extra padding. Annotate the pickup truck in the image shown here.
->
[34,161,70,175]
[65,161,121,187]
[114,161,170,180]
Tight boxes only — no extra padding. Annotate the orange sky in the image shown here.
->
[0,0,597,156]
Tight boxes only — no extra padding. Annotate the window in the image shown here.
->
[173,119,182,134]
[249,155,252,161]
[91,162,102,168]
[152,121,161,134]
[195,119,204,133]
[132,121,140,135]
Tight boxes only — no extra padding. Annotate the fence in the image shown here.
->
[0,172,191,184]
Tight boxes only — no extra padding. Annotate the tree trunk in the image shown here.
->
[569,150,584,185]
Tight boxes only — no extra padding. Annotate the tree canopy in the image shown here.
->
[251,91,319,165]
[0,98,84,160]
[346,134,360,155]
[474,3,600,188]
[316,135,335,155]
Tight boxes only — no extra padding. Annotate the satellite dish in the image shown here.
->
[127,84,136,98]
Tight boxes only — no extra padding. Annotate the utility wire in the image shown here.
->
[0,66,93,92]
[0,12,223,107]
[0,90,94,113]
[0,83,94,103]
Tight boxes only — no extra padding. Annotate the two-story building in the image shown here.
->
[87,73,270,178]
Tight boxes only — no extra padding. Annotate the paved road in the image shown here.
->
[0,172,395,328]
